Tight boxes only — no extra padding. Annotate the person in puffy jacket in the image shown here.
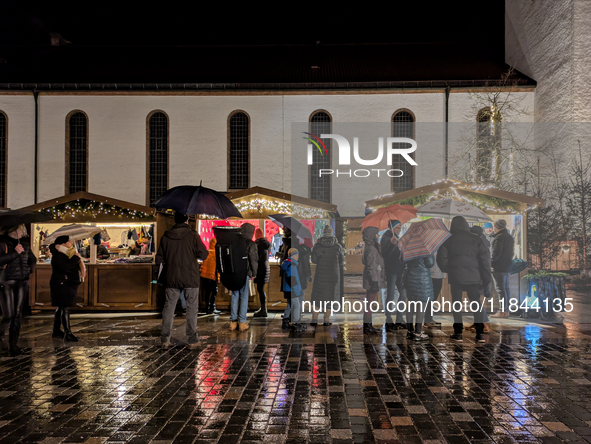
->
[437,216,491,342]
[0,224,37,355]
[200,238,220,315]
[156,212,208,349]
[281,248,305,331]
[490,219,514,319]
[404,255,434,341]
[362,226,385,335]
[310,226,342,326]
[380,219,406,330]
[253,228,270,318]
[49,235,85,343]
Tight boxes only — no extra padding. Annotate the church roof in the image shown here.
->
[0,42,535,91]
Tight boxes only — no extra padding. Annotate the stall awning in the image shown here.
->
[225,186,338,219]
[19,192,157,222]
[364,179,545,214]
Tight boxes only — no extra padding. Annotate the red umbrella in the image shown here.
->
[361,204,418,231]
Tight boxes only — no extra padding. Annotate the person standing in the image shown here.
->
[362,226,385,335]
[310,226,343,326]
[0,225,37,355]
[49,235,85,343]
[437,216,491,343]
[490,219,514,318]
[483,222,495,253]
[253,228,270,318]
[156,212,208,349]
[380,220,406,331]
[404,255,435,341]
[468,226,491,331]
[229,223,258,331]
[281,248,305,331]
[424,249,445,327]
[200,238,220,315]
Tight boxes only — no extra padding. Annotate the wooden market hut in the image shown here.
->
[20,191,176,311]
[201,186,342,311]
[364,179,545,306]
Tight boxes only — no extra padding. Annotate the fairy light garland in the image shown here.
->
[234,197,330,219]
[39,199,154,220]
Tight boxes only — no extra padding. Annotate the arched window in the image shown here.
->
[228,111,250,190]
[476,107,501,182]
[147,111,169,206]
[391,110,415,193]
[309,111,332,203]
[0,111,6,207]
[66,111,88,194]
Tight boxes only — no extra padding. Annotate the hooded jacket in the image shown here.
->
[362,226,386,290]
[0,236,36,280]
[470,226,491,250]
[156,223,208,288]
[310,234,343,301]
[436,217,492,286]
[380,229,404,276]
[255,237,271,283]
[281,258,302,296]
[200,238,218,281]
[240,223,259,278]
[491,228,515,273]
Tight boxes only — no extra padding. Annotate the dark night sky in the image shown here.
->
[0,4,504,52]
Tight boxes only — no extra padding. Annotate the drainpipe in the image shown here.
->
[444,85,450,179]
[33,89,39,203]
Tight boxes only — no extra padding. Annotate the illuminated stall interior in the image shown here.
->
[200,186,340,311]
[20,192,173,311]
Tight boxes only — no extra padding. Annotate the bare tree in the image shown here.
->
[566,141,591,269]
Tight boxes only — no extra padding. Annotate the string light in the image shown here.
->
[233,197,331,219]
[39,200,154,220]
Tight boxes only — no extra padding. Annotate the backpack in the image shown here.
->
[213,226,248,291]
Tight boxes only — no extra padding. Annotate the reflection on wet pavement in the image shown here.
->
[1,311,591,444]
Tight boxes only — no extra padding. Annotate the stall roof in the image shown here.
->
[226,187,337,213]
[19,192,157,221]
[365,179,545,212]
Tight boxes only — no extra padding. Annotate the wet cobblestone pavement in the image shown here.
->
[2,310,591,444]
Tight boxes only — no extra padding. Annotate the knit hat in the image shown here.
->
[388,219,401,229]
[174,212,188,224]
[254,228,264,240]
[484,222,493,229]
[323,225,334,235]
[288,248,299,258]
[494,219,507,230]
[55,235,70,244]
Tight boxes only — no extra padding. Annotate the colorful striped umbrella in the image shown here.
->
[398,218,451,262]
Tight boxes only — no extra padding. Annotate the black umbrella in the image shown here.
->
[269,214,313,241]
[0,209,53,228]
[154,183,242,219]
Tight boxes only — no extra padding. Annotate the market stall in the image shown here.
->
[364,179,545,310]
[201,186,342,311]
[20,191,174,311]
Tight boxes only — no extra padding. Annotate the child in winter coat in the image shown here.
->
[281,248,306,331]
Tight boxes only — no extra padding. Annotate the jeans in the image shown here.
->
[283,293,291,320]
[231,277,250,323]
[384,272,406,324]
[493,272,511,314]
[291,295,304,323]
[161,287,199,344]
[450,282,484,334]
[179,291,187,310]
[424,278,443,323]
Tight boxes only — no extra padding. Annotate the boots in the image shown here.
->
[52,308,65,338]
[8,323,22,355]
[61,308,79,342]
[363,323,380,335]
[253,292,268,318]
[281,318,290,330]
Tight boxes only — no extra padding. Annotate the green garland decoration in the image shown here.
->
[461,192,522,213]
[376,193,432,208]
[524,270,568,280]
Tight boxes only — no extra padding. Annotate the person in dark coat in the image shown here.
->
[229,223,258,331]
[310,226,343,326]
[155,212,208,349]
[253,228,271,318]
[49,235,85,343]
[437,216,492,342]
[404,255,434,341]
[362,226,386,335]
[490,219,515,319]
[281,248,306,331]
[469,226,491,331]
[380,219,407,331]
[0,225,37,355]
